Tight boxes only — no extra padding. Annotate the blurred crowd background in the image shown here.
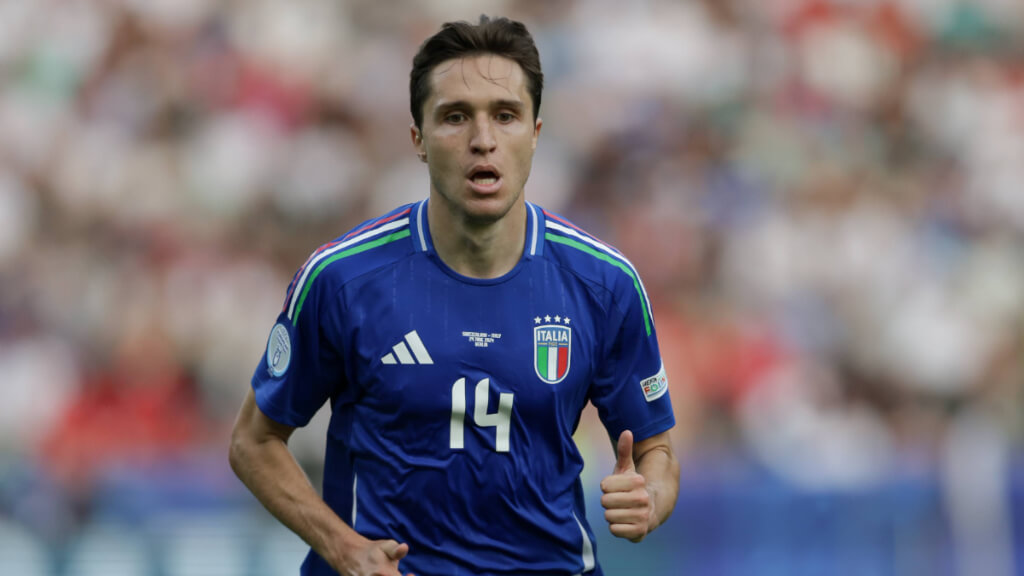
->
[1,0,1023,574]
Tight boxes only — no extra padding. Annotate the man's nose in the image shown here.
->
[470,116,497,154]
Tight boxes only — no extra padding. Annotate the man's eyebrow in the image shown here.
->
[434,99,526,114]
[433,100,469,114]
[491,99,526,111]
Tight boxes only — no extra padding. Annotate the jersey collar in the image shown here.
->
[409,199,546,259]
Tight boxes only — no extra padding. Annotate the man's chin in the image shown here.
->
[462,196,519,225]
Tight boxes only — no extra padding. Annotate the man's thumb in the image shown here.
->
[614,430,635,474]
[381,540,409,561]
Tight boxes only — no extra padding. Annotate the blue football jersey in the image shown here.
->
[252,200,675,576]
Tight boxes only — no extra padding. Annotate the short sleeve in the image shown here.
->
[588,274,674,442]
[251,266,347,428]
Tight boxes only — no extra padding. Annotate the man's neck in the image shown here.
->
[427,199,527,279]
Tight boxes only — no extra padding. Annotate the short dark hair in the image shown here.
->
[410,15,543,130]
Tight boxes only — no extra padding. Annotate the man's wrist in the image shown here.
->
[645,484,660,534]
[314,520,364,571]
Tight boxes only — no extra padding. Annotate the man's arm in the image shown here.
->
[599,429,680,542]
[228,389,412,576]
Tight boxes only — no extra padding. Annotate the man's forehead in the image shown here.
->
[429,55,527,101]
[432,54,521,80]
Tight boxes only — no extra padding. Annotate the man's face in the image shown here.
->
[412,54,542,224]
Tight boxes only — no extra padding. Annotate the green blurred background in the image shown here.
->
[1,0,1023,574]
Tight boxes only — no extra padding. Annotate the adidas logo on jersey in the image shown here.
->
[381,330,433,365]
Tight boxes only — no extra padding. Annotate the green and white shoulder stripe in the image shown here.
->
[543,218,654,336]
[287,217,411,325]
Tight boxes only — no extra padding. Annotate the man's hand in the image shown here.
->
[599,430,655,542]
[332,537,415,576]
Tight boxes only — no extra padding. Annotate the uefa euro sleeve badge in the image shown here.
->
[267,323,292,377]
[534,320,571,384]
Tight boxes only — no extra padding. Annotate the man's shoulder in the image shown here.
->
[538,207,640,291]
[537,206,656,337]
[292,203,419,291]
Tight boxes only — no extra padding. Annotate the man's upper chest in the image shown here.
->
[338,261,605,408]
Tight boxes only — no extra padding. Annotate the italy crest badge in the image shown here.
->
[534,324,571,384]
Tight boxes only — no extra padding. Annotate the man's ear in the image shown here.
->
[532,117,543,151]
[411,124,427,162]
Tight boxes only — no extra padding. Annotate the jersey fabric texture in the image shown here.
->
[252,200,675,576]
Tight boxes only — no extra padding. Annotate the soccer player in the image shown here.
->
[229,15,679,576]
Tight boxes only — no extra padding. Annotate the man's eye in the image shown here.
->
[497,112,516,123]
[446,113,467,123]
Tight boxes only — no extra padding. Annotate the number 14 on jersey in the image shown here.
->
[450,378,514,452]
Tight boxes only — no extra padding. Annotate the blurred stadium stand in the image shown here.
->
[1,0,1023,574]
